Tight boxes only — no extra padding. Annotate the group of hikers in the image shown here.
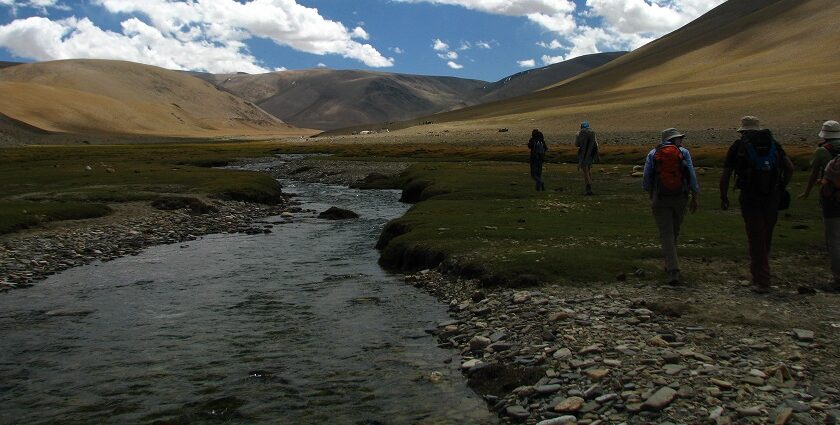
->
[527,116,840,294]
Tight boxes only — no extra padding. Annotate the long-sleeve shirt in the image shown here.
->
[642,143,701,194]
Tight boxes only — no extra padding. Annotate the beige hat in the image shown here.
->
[661,128,685,142]
[819,120,840,139]
[738,116,762,131]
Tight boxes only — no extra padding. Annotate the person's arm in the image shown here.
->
[574,133,581,148]
[720,168,733,210]
[799,166,819,199]
[782,155,794,187]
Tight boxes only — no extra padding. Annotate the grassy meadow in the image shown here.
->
[377,161,824,286]
[0,142,288,234]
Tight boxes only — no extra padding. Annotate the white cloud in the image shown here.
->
[437,51,458,60]
[446,61,462,69]
[475,41,492,49]
[0,0,394,72]
[391,46,404,54]
[316,62,326,67]
[517,59,535,68]
[1,0,69,14]
[458,40,470,50]
[401,0,725,67]
[537,39,564,50]
[432,38,449,51]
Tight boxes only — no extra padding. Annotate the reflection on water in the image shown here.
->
[0,179,495,425]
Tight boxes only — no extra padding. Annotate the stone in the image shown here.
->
[554,396,585,413]
[553,347,573,359]
[648,335,670,347]
[506,405,530,419]
[461,359,483,370]
[586,368,610,380]
[709,406,725,420]
[642,386,678,411]
[737,406,763,417]
[595,393,618,404]
[791,329,815,342]
[317,207,359,220]
[774,407,793,424]
[711,378,734,389]
[663,364,685,375]
[469,335,492,351]
[536,416,577,425]
[536,384,563,394]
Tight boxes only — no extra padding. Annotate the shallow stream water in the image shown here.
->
[0,177,495,424]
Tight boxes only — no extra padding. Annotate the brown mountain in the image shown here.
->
[388,0,840,138]
[0,59,312,139]
[197,52,624,131]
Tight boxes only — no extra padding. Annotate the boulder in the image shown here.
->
[318,207,359,220]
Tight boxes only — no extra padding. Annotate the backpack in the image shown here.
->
[734,130,783,196]
[823,142,840,158]
[653,143,687,196]
[533,139,546,157]
[741,141,780,195]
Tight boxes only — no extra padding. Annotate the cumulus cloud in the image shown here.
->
[432,38,449,51]
[390,46,404,54]
[0,0,393,72]
[437,50,458,60]
[1,0,69,14]
[446,60,462,69]
[404,0,725,64]
[517,59,535,68]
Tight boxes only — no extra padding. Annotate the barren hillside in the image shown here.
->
[0,59,314,139]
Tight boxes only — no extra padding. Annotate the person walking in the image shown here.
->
[798,121,840,292]
[575,121,599,195]
[643,128,700,285]
[719,116,794,294]
[819,157,840,292]
[799,120,840,200]
[528,128,548,191]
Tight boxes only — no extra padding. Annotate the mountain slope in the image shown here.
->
[401,0,840,134]
[0,59,311,138]
[469,52,626,104]
[199,69,487,131]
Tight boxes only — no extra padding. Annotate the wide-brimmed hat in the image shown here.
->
[819,120,840,139]
[661,128,684,142]
[738,116,762,131]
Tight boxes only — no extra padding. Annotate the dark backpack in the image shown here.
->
[822,142,840,158]
[735,131,782,196]
[533,139,546,157]
[653,143,687,196]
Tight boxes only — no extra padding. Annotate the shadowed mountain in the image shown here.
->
[386,0,840,136]
[197,69,487,131]
[0,59,312,139]
[197,52,624,131]
[0,61,21,70]
[468,52,626,104]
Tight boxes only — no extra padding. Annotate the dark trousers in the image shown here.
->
[652,195,689,272]
[530,158,544,189]
[741,206,778,286]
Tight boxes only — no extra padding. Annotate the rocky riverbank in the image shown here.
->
[407,269,840,425]
[0,199,298,291]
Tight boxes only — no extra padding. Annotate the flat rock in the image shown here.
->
[791,329,815,342]
[536,416,577,425]
[554,396,585,413]
[506,405,530,419]
[642,386,678,411]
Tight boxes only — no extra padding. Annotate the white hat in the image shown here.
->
[738,116,761,132]
[661,128,684,142]
[819,120,840,139]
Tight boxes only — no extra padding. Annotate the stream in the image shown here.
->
[0,177,495,424]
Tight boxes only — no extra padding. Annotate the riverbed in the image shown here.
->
[0,178,495,424]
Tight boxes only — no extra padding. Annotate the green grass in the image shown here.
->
[378,162,823,285]
[0,142,288,234]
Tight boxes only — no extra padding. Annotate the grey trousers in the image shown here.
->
[826,217,840,280]
[652,195,689,272]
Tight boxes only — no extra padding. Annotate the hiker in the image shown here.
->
[575,121,599,195]
[719,116,794,293]
[799,121,840,200]
[528,128,548,191]
[819,157,840,292]
[800,121,840,292]
[642,128,700,285]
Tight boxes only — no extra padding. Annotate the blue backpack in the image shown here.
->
[741,140,780,195]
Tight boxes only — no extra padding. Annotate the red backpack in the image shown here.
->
[654,143,687,196]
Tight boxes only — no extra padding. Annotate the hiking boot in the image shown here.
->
[540,182,546,191]
[750,285,773,294]
[665,269,681,286]
[816,281,840,294]
[585,184,593,196]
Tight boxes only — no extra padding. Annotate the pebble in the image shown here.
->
[642,386,678,411]
[554,396,585,413]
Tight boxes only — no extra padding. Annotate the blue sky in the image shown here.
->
[0,0,725,82]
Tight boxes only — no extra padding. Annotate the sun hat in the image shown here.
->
[819,120,840,139]
[581,121,590,129]
[738,116,762,131]
[825,157,840,184]
[661,128,685,142]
